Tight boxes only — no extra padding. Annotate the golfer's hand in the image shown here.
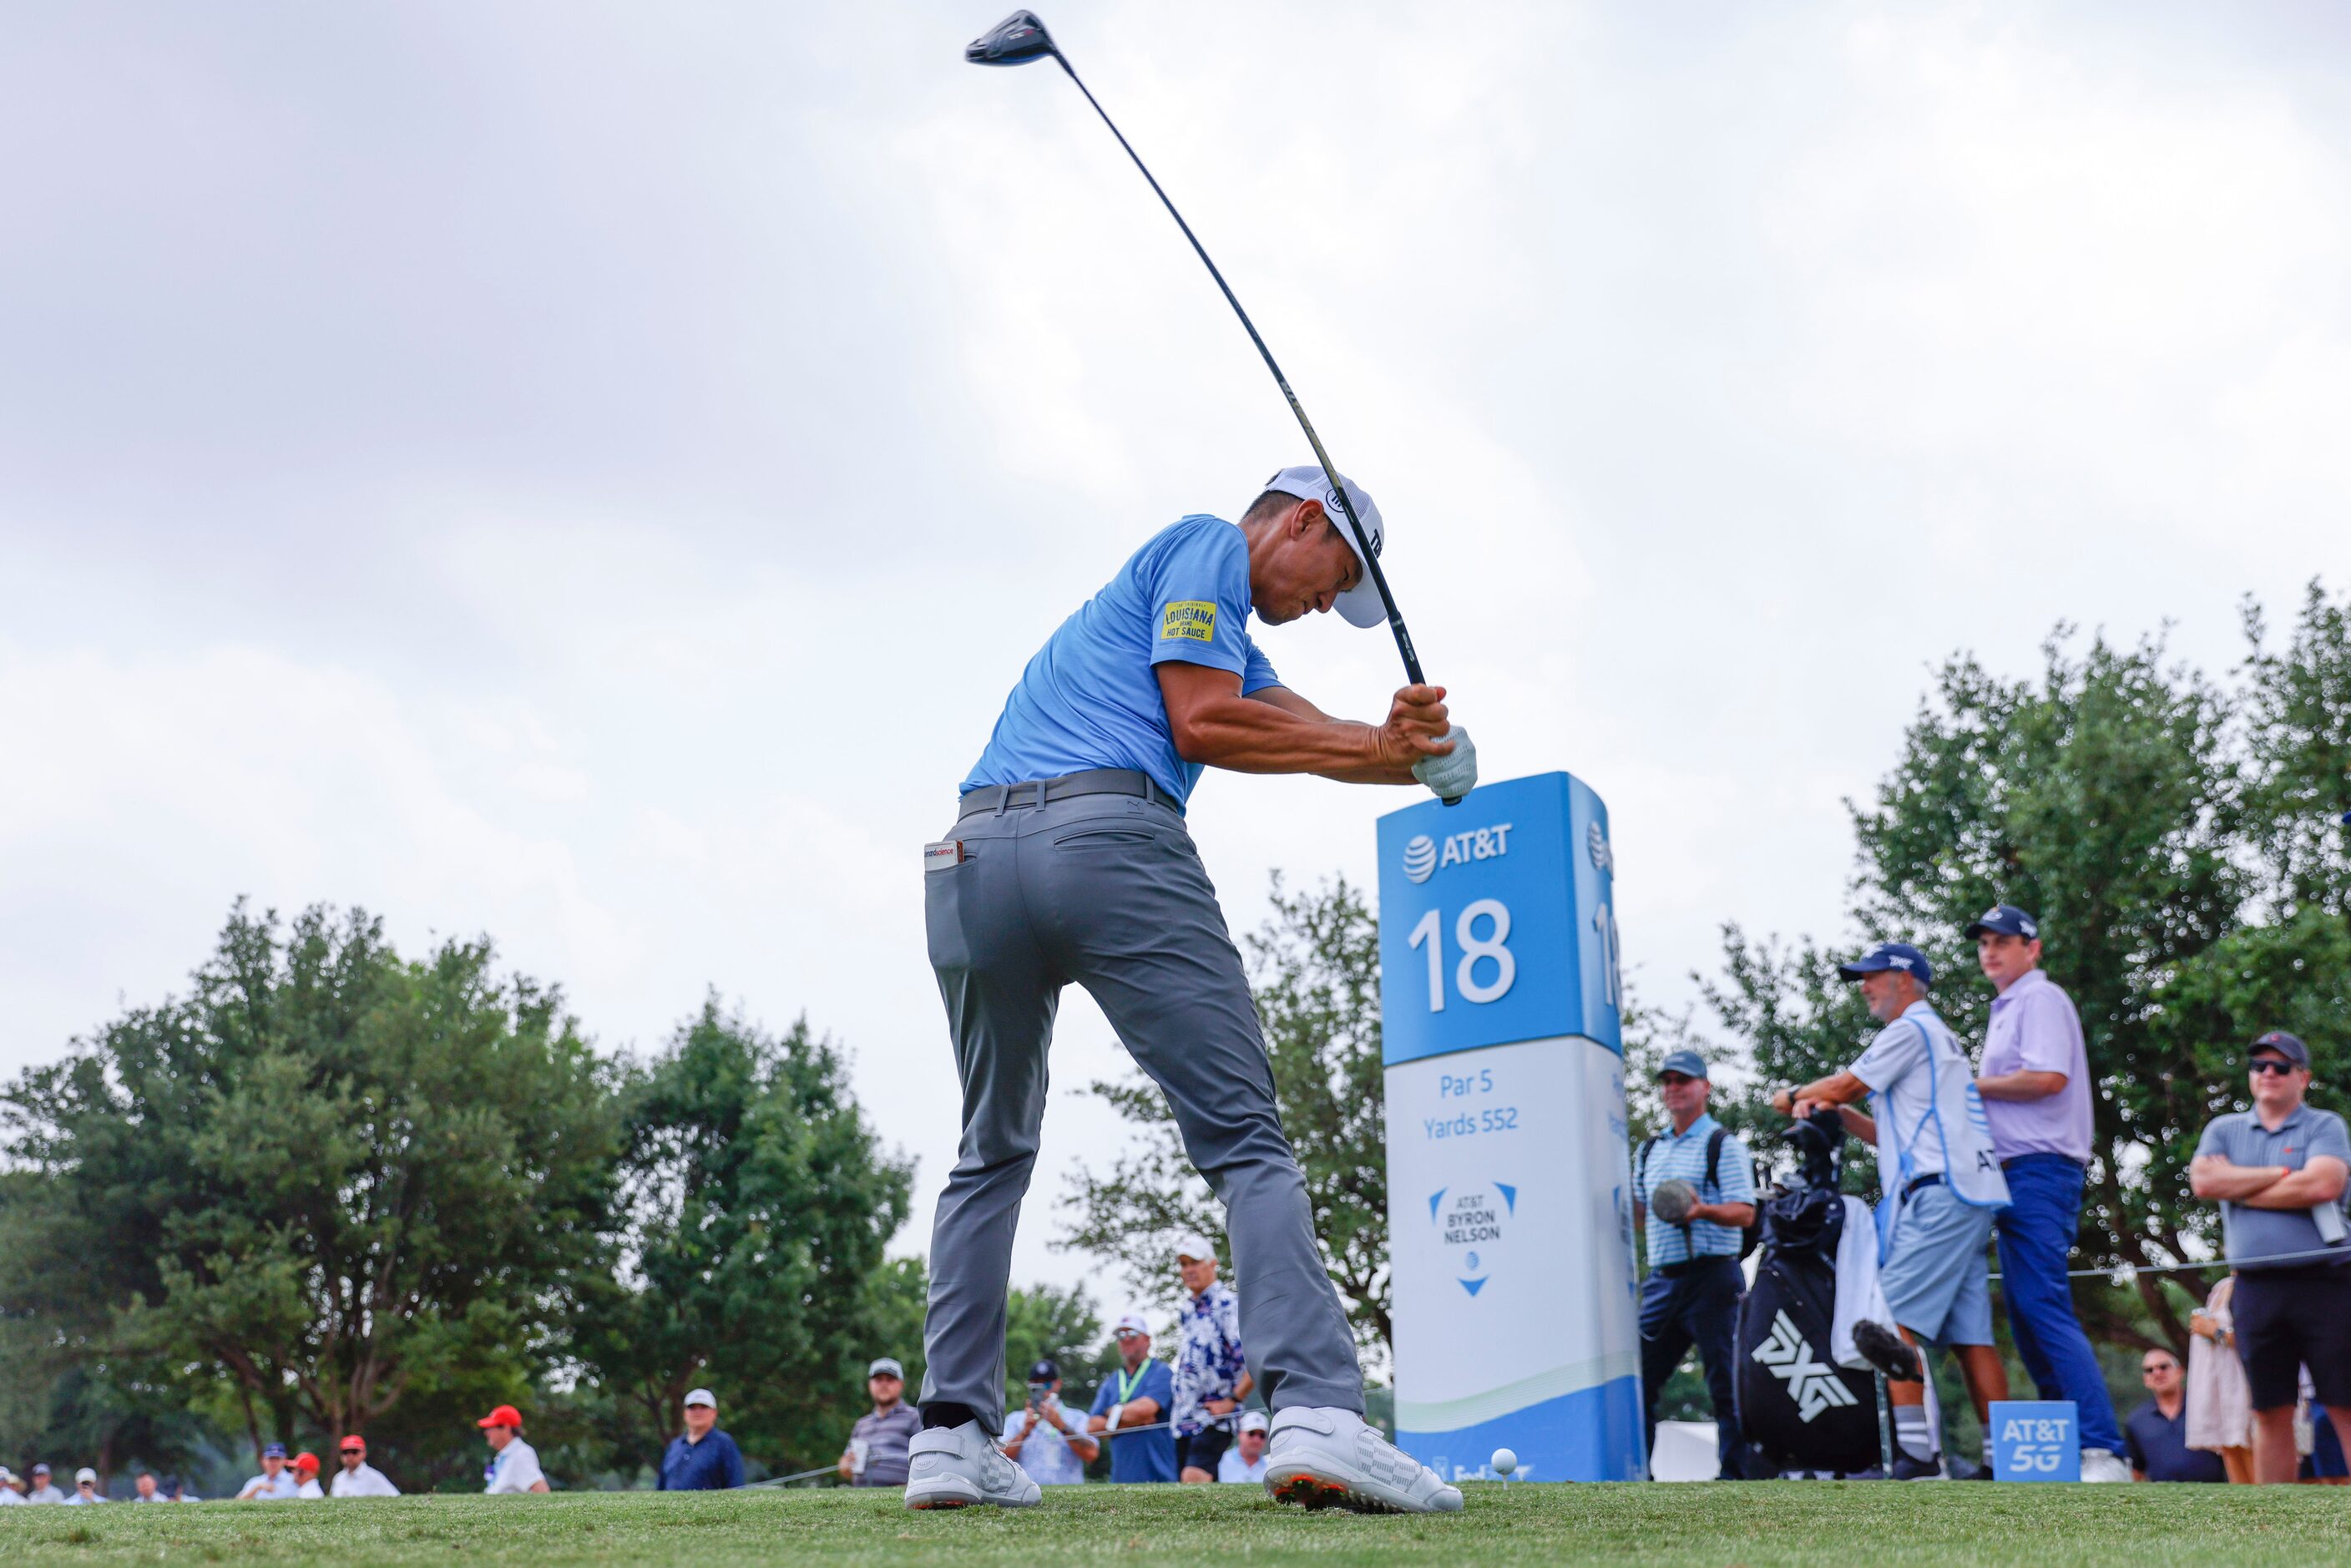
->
[1410,725,1478,802]
[1771,1089,1794,1117]
[1377,684,1451,766]
[1206,1398,1237,1418]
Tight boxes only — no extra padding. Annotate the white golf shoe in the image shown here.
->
[2079,1448,2132,1484]
[1262,1407,1464,1514]
[902,1421,1042,1510]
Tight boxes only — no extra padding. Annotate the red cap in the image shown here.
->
[477,1404,524,1430]
[294,1452,320,1474]
[340,1435,367,1454]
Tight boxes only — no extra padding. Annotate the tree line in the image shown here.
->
[0,907,1100,1490]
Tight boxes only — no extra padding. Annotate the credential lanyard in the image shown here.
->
[1115,1363,1150,1407]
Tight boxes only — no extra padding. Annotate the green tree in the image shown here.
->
[0,903,622,1483]
[1696,590,2351,1352]
[565,999,914,1478]
[1060,873,1391,1349]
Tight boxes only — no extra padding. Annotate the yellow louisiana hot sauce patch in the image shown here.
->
[1160,600,1217,642]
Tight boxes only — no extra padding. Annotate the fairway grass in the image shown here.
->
[7,1480,2347,1566]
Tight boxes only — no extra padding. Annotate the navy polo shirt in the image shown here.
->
[2122,1400,2225,1483]
[658,1429,744,1490]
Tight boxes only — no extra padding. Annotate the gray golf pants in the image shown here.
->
[920,785,1363,1435]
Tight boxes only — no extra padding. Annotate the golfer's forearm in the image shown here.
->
[2191,1161,2285,1200]
[1692,1201,1755,1227]
[2241,1159,2347,1208]
[1978,1070,2067,1101]
[1172,696,1408,781]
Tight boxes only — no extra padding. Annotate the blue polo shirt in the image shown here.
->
[1637,1113,1757,1267]
[657,1429,743,1490]
[1088,1358,1178,1482]
[963,516,1282,807]
[2194,1103,2351,1271]
[2123,1399,2225,1482]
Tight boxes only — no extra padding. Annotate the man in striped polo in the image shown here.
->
[1634,1050,1758,1479]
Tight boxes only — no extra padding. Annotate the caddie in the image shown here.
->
[1966,903,2129,1482]
[907,468,1471,1515]
[1772,943,2012,1479]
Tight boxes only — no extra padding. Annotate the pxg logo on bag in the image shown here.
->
[1988,1400,2079,1481]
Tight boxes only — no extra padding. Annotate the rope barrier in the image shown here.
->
[746,1414,1223,1487]
[2000,1244,2351,1282]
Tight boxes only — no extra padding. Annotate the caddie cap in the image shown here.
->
[2250,1030,2309,1068]
[1238,1410,1270,1434]
[684,1388,716,1409]
[1260,465,1388,630]
[1113,1313,1151,1338]
[1657,1050,1708,1081]
[1171,1227,1217,1263]
[1838,942,1934,989]
[867,1357,904,1380]
[1964,903,2040,940]
[475,1404,523,1430]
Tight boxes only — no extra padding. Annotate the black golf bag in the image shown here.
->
[1732,1113,1882,1476]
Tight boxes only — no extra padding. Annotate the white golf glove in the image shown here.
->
[1412,726,1478,803]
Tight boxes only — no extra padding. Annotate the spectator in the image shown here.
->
[1633,1049,1757,1480]
[1966,905,2130,1483]
[235,1444,300,1501]
[160,1475,200,1502]
[1217,1411,1271,1484]
[131,1474,163,1502]
[1000,1358,1098,1485]
[62,1467,109,1505]
[477,1404,551,1494]
[1169,1229,1251,1484]
[25,1462,66,1504]
[660,1388,745,1491]
[2187,1030,2351,1484]
[1772,943,2012,1479]
[2187,1275,2255,1483]
[1086,1314,1178,1483]
[840,1357,920,1487]
[2126,1348,2226,1482]
[292,1453,325,1499]
[331,1436,401,1498]
[0,1465,24,1504]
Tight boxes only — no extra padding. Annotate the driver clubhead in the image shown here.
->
[967,10,1059,67]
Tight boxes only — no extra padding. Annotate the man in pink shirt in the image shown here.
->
[1969,903,2128,1482]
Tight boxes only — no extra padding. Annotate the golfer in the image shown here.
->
[1772,943,2011,1478]
[907,470,1471,1515]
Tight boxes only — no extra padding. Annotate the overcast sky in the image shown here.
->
[4,2,2347,1304]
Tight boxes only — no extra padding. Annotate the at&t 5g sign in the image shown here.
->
[1378,771,1645,1483]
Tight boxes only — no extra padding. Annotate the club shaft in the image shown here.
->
[1053,56,1426,687]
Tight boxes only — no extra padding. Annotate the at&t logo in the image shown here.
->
[1402,823,1514,885]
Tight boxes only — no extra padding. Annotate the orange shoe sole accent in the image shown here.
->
[1271,1474,1388,1513]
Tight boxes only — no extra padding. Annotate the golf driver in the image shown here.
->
[965,12,1450,746]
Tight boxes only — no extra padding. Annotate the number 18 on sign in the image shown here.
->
[1377,771,1646,1483]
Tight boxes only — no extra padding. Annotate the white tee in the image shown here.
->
[296,1478,326,1500]
[238,1471,300,1500]
[331,1463,401,1498]
[485,1437,547,1494]
[0,1488,25,1505]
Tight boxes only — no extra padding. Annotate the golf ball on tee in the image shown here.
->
[1491,1447,1518,1476]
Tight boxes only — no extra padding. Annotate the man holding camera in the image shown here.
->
[1633,1050,1757,1479]
[1000,1358,1099,1485]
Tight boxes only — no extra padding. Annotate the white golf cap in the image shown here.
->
[1238,1410,1270,1434]
[1170,1227,1216,1263]
[76,1468,99,1484]
[683,1388,716,1408]
[1113,1313,1151,1338]
[1260,465,1387,629]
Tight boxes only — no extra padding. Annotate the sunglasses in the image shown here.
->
[2250,1060,2301,1076]
[340,1448,365,1457]
[1658,1073,1698,1087]
[2142,1361,2177,1374]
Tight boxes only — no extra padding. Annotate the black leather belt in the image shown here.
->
[958,767,1183,820]
[1655,1256,1739,1279]
[1902,1173,1944,1201]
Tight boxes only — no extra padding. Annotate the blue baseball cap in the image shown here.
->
[262,1443,287,1459]
[1656,1050,1709,1080]
[1964,903,2039,940]
[1838,943,1934,989]
[2250,1030,2309,1068]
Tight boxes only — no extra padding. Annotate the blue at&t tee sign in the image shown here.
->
[1378,772,1645,1483]
[1989,1402,2081,1481]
